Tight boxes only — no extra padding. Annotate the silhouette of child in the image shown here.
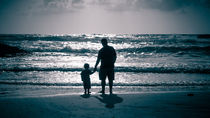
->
[81,63,95,94]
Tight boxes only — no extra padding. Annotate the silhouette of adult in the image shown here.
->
[94,38,117,94]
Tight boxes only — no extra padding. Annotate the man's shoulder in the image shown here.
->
[99,46,115,54]
[107,46,116,52]
[99,48,103,54]
[109,46,115,50]
[104,46,115,50]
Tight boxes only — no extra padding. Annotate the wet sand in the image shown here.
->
[0,91,210,118]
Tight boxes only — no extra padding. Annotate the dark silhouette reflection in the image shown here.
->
[95,94,123,108]
[80,94,90,99]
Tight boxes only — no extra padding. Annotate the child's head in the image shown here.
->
[84,63,89,69]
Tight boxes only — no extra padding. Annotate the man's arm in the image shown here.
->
[94,50,101,71]
[94,57,100,72]
[113,48,117,63]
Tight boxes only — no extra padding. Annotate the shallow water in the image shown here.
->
[0,34,210,97]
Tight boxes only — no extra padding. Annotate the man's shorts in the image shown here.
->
[99,68,114,81]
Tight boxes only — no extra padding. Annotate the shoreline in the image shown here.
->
[1,84,210,98]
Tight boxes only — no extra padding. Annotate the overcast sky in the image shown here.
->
[0,0,210,34]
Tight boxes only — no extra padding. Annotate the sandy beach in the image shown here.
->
[0,91,210,118]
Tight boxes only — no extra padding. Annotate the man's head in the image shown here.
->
[101,38,108,47]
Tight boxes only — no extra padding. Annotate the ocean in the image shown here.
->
[0,34,210,97]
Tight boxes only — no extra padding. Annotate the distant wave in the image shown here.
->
[0,34,98,42]
[117,46,210,54]
[25,46,210,54]
[115,67,210,73]
[0,81,209,87]
[1,34,210,43]
[1,67,209,73]
[30,47,97,53]
[1,34,210,55]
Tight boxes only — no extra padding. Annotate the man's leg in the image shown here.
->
[99,69,106,94]
[85,89,87,94]
[108,79,113,94]
[108,68,114,94]
[101,79,106,94]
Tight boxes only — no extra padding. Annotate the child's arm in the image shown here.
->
[89,70,95,75]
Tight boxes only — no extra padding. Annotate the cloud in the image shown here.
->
[137,0,192,11]
[0,0,209,16]
[0,0,86,16]
[43,0,85,12]
[138,0,210,12]
[90,0,210,13]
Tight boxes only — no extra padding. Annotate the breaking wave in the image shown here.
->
[1,67,209,74]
